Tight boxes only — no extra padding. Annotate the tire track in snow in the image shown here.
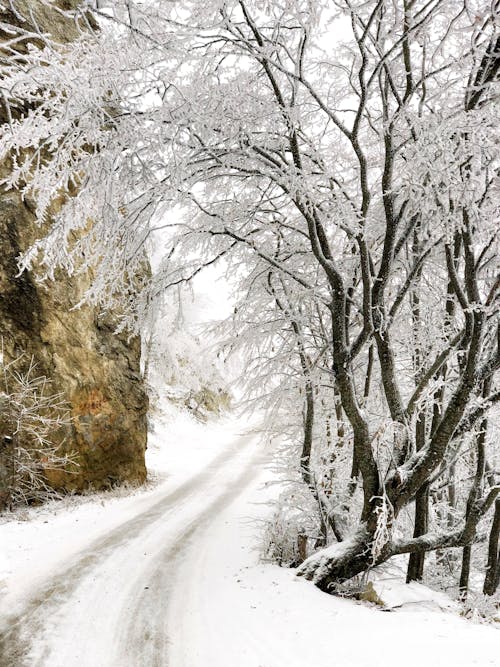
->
[116,448,265,667]
[0,432,263,667]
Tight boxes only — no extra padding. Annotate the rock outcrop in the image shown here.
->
[0,0,148,499]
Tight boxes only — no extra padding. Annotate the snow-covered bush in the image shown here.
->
[0,354,74,509]
[261,497,318,568]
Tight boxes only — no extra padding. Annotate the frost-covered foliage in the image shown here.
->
[0,354,73,508]
[261,493,316,568]
[0,0,498,594]
[143,288,230,420]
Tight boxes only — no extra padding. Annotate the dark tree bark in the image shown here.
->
[295,3,500,589]
[459,545,472,600]
[459,419,487,599]
[407,411,429,582]
[483,498,500,596]
[407,483,429,582]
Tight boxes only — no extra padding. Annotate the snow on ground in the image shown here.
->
[167,463,499,667]
[0,404,498,667]
[0,403,240,618]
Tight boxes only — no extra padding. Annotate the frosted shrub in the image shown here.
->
[261,508,305,567]
[0,354,74,509]
[459,590,500,624]
[261,486,322,567]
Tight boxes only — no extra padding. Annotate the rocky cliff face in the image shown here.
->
[0,1,148,498]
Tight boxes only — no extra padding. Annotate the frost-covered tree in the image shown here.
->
[143,286,230,420]
[0,0,498,593]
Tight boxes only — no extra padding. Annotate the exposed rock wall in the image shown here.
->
[0,1,148,496]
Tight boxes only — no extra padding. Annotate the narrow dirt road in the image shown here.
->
[0,432,265,667]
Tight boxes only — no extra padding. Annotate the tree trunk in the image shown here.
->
[407,409,429,582]
[459,406,488,600]
[300,384,314,487]
[459,545,472,600]
[483,498,500,596]
[297,527,381,591]
[407,482,429,582]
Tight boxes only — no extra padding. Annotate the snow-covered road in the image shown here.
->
[0,430,265,667]
[1,414,498,667]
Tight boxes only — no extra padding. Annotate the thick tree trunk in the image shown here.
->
[297,527,380,591]
[406,482,429,582]
[483,498,500,596]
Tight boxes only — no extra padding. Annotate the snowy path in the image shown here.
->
[0,431,265,667]
[1,417,498,667]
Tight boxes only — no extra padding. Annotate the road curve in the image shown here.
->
[0,432,264,667]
